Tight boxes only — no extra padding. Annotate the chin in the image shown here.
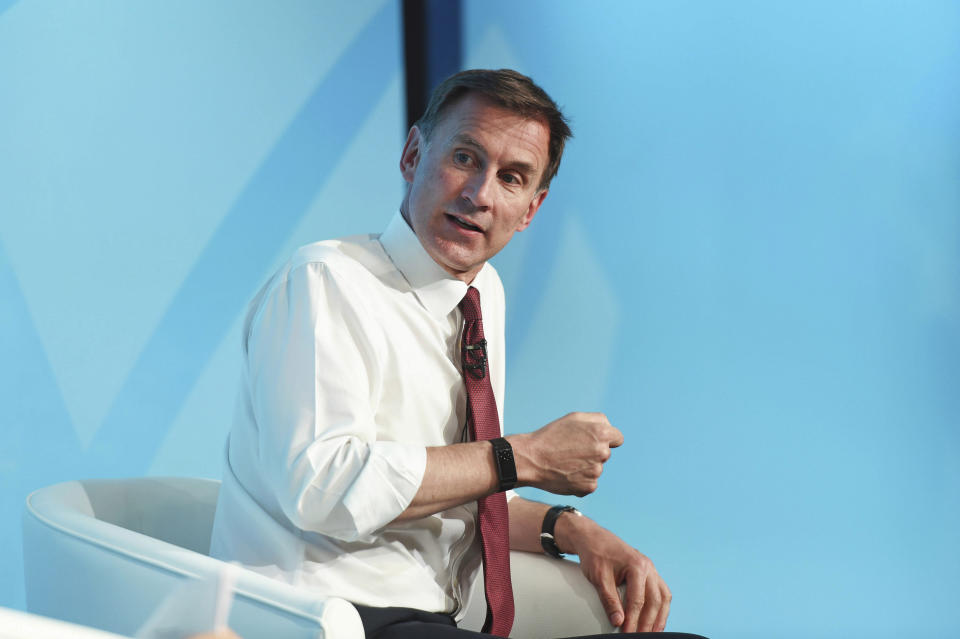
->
[432,241,480,268]
[439,254,486,280]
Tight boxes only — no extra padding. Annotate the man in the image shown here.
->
[211,69,704,639]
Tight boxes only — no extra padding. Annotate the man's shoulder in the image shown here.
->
[287,233,386,277]
[248,233,393,315]
[243,233,394,340]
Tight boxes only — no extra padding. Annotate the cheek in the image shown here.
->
[416,167,458,202]
[508,205,533,229]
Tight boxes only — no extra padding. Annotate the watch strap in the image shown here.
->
[490,437,517,492]
[540,505,580,558]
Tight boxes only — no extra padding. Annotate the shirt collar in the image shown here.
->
[379,210,494,318]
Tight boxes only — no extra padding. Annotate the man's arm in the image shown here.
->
[393,411,620,521]
[392,411,671,633]
[507,496,672,634]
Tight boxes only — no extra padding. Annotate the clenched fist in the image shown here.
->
[509,412,623,496]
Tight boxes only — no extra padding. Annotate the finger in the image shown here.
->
[621,566,645,633]
[654,579,672,632]
[591,570,625,629]
[637,571,663,632]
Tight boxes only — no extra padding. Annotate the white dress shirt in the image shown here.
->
[210,211,508,618]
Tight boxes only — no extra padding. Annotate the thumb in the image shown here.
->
[607,425,624,448]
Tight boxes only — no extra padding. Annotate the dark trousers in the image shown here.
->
[354,605,709,639]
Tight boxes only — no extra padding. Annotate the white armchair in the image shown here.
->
[22,478,614,639]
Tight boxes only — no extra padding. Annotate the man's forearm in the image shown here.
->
[393,432,545,522]
[392,412,622,523]
[392,441,500,521]
[507,496,552,553]
[392,432,545,522]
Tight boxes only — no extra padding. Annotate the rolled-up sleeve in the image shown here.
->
[245,261,426,542]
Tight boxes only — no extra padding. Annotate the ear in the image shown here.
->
[399,126,423,183]
[515,189,548,232]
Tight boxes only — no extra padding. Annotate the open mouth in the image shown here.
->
[447,214,483,233]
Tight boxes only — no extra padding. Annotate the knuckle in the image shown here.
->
[623,548,642,563]
[626,563,645,580]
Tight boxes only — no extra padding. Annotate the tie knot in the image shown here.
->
[459,286,482,323]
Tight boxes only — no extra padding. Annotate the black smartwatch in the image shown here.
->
[540,505,581,558]
[490,437,517,491]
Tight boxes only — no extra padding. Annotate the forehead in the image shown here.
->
[431,94,549,174]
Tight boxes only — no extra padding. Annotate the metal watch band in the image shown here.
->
[540,505,581,558]
[490,437,517,491]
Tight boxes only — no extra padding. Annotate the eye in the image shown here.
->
[453,151,473,166]
[500,172,521,185]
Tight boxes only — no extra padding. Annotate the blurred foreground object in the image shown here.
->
[136,563,238,639]
[0,606,130,639]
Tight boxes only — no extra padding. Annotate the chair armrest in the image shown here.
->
[458,551,615,638]
[24,483,363,639]
[509,551,615,638]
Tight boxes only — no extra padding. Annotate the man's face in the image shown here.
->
[399,93,550,283]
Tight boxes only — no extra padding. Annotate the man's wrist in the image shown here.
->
[552,506,591,556]
[541,505,584,557]
[504,433,537,486]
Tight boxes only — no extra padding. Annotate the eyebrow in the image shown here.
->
[452,134,538,180]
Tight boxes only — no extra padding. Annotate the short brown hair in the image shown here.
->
[415,68,572,191]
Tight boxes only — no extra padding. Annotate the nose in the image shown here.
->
[460,169,495,210]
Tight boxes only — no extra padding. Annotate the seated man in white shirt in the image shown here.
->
[211,68,706,639]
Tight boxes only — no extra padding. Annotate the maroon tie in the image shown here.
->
[459,286,514,637]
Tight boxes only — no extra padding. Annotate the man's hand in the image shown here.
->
[557,513,672,633]
[509,412,623,496]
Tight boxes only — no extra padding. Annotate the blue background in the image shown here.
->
[2,1,958,638]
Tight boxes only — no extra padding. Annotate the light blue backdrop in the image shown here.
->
[1,2,958,638]
[0,0,406,611]
[466,2,960,638]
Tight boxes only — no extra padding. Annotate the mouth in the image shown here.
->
[446,213,484,233]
